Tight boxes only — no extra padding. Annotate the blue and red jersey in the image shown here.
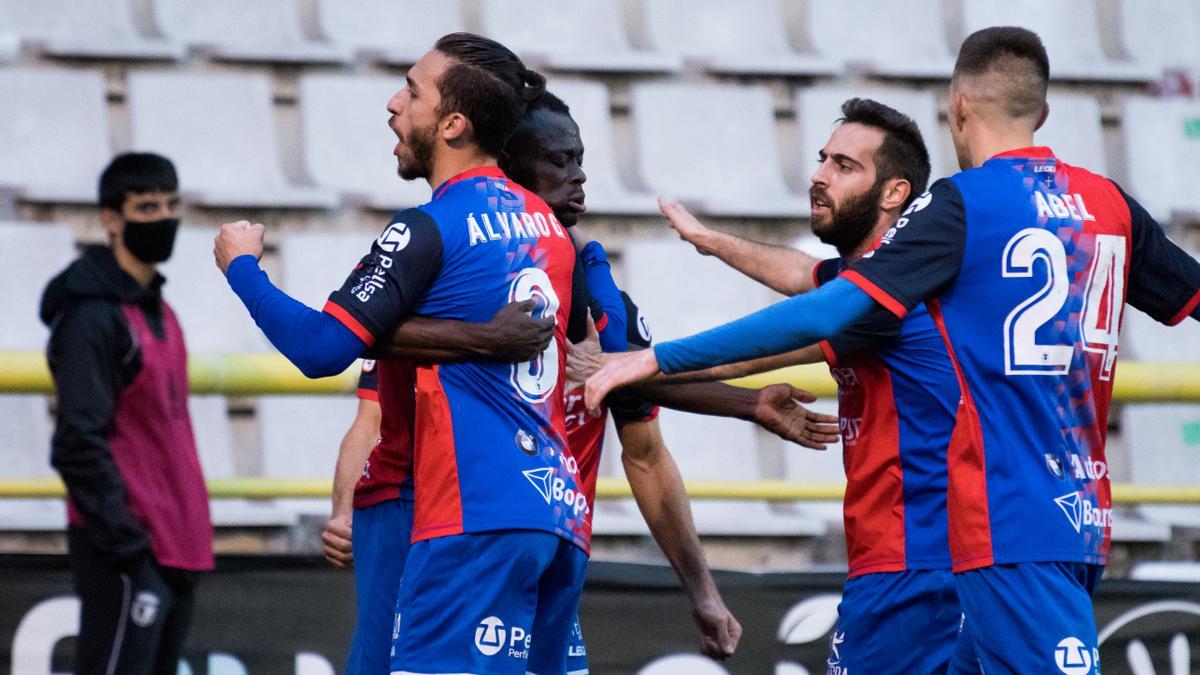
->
[843,147,1200,571]
[813,260,960,577]
[325,167,587,551]
[352,358,416,510]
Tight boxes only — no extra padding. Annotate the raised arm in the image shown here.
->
[616,416,740,659]
[661,199,819,295]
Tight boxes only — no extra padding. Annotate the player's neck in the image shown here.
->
[428,149,499,190]
[844,214,895,262]
[967,127,1036,169]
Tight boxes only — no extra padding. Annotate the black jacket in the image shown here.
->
[41,245,166,569]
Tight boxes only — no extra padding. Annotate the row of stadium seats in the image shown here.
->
[1,221,1197,536]
[3,67,1199,223]
[2,0,1196,80]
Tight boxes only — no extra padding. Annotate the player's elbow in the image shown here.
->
[293,353,354,379]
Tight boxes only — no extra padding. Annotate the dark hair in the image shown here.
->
[953,26,1049,120]
[98,152,178,212]
[499,91,573,182]
[433,32,546,156]
[838,98,931,207]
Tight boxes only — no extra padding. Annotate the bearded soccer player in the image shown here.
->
[640,98,966,673]
[588,27,1200,673]
[215,32,593,674]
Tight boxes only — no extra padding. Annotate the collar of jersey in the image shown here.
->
[432,165,507,199]
[989,146,1056,161]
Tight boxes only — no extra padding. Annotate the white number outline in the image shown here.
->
[1079,234,1126,381]
[508,267,560,403]
[1002,228,1073,375]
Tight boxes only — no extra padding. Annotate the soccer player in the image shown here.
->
[43,153,212,675]
[214,32,588,674]
[587,27,1200,673]
[640,98,965,673]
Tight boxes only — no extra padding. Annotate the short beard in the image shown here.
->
[397,122,437,181]
[812,178,885,256]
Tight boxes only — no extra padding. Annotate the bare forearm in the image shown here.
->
[631,380,758,420]
[331,402,380,517]
[654,345,825,384]
[697,229,818,295]
[619,421,719,601]
[370,317,497,362]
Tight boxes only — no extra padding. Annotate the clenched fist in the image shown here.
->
[214,220,265,274]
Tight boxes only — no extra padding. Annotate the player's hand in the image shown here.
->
[566,315,609,390]
[214,220,265,274]
[584,349,660,416]
[321,513,354,569]
[485,299,556,362]
[659,198,717,256]
[691,594,741,660]
[752,384,840,450]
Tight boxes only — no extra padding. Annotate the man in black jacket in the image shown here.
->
[41,153,213,675]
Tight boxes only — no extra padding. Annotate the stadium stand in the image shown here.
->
[960,0,1157,82]
[793,86,948,181]
[313,0,465,65]
[639,0,841,77]
[0,0,181,61]
[477,0,681,74]
[0,68,110,204]
[547,79,658,215]
[1118,0,1200,77]
[299,73,431,211]
[159,227,271,354]
[1123,404,1200,528]
[149,0,349,64]
[807,0,955,79]
[1121,97,1200,224]
[127,72,339,209]
[631,83,808,217]
[1038,93,1107,173]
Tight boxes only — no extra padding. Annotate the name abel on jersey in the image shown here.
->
[466,211,569,246]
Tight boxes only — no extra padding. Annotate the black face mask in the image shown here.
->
[123,218,180,263]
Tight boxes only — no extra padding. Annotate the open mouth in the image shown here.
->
[566,194,586,214]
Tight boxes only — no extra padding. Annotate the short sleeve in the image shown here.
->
[356,359,379,402]
[324,208,444,345]
[622,292,653,349]
[812,258,841,288]
[841,179,967,318]
[608,291,658,423]
[811,257,903,362]
[1116,183,1200,325]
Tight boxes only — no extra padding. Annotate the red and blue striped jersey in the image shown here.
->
[325,167,586,551]
[813,259,960,577]
[352,358,416,510]
[843,147,1200,571]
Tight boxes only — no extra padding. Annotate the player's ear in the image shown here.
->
[949,89,968,132]
[441,111,471,144]
[880,177,911,212]
[1034,101,1049,132]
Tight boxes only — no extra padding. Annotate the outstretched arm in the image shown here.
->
[661,198,819,295]
[585,278,875,414]
[617,416,741,660]
[654,345,825,384]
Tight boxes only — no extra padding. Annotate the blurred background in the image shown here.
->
[1,2,1200,670]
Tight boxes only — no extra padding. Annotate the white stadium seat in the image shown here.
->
[0,221,76,350]
[159,227,271,353]
[1122,294,1200,364]
[0,393,62,530]
[128,72,337,209]
[315,0,464,65]
[300,74,432,211]
[808,0,955,79]
[1123,404,1200,528]
[631,83,807,217]
[278,231,379,308]
[1119,0,1200,76]
[794,87,949,182]
[960,0,1156,82]
[0,69,110,203]
[639,0,841,77]
[547,80,657,215]
[0,0,181,60]
[1121,97,1200,224]
[257,394,358,516]
[478,0,681,73]
[1038,94,1106,174]
[150,0,349,64]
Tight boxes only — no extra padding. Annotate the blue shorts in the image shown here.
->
[390,530,589,675]
[949,562,1102,675]
[827,569,960,674]
[346,498,414,675]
